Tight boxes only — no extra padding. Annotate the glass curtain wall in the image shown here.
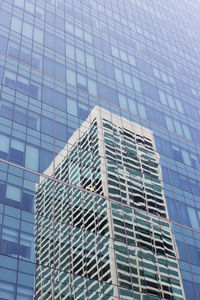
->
[0,0,200,299]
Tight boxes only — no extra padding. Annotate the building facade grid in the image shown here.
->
[0,0,200,299]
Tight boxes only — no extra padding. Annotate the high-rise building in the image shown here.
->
[35,107,185,299]
[0,0,200,299]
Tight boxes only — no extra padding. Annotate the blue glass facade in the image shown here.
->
[0,0,200,298]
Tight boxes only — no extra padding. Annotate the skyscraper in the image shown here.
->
[35,107,185,299]
[0,0,200,299]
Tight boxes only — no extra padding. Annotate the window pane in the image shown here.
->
[187,207,200,230]
[6,185,21,202]
[22,23,33,38]
[0,134,9,158]
[67,98,78,116]
[66,69,76,85]
[25,145,39,171]
[11,17,22,33]
[34,28,44,44]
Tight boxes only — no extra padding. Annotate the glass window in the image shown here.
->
[55,15,64,30]
[190,153,199,169]
[76,48,85,65]
[159,90,167,105]
[77,74,87,91]
[128,55,136,66]
[19,229,34,260]
[187,244,200,266]
[8,43,19,59]
[14,0,24,8]
[84,31,92,44]
[41,116,53,136]
[30,81,41,99]
[44,31,54,49]
[171,144,183,161]
[27,112,40,130]
[14,107,27,126]
[175,98,184,113]
[183,280,196,300]
[181,149,191,166]
[120,50,128,62]
[166,197,179,222]
[79,103,88,120]
[75,27,83,39]
[66,69,76,85]
[45,10,54,24]
[105,62,115,79]
[161,166,170,184]
[187,207,200,230]
[136,58,153,76]
[67,98,78,117]
[95,57,104,74]
[176,240,188,262]
[108,87,119,106]
[0,101,13,119]
[168,75,175,85]
[55,61,65,81]
[165,116,174,131]
[0,66,3,83]
[4,70,16,89]
[34,28,44,44]
[111,45,119,57]
[6,185,21,203]
[22,22,33,38]
[0,35,8,52]
[40,149,53,172]
[10,139,24,165]
[17,283,33,299]
[43,85,54,105]
[154,136,164,153]
[118,94,128,110]
[88,79,97,96]
[20,47,31,65]
[167,94,176,110]
[178,202,191,227]
[174,120,183,135]
[25,1,34,14]
[141,80,158,100]
[115,68,124,83]
[0,134,9,158]
[36,2,44,17]
[132,76,141,92]
[55,91,66,112]
[156,110,166,127]
[0,271,16,299]
[11,17,22,33]
[182,124,191,139]
[124,73,133,88]
[138,103,146,119]
[43,57,54,76]
[0,10,11,28]
[66,44,75,60]
[65,21,74,34]
[17,76,29,94]
[55,37,65,55]
[161,71,168,83]
[25,145,39,171]
[86,53,95,69]
[128,98,138,115]
[153,67,160,79]
[22,190,34,212]
[55,122,67,142]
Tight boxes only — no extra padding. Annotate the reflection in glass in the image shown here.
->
[34,107,185,299]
